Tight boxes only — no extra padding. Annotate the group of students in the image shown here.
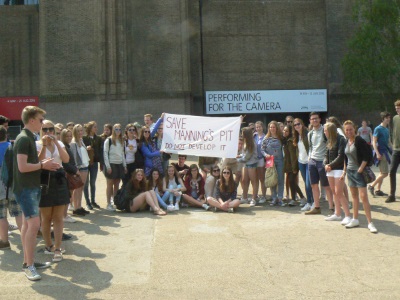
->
[1,102,400,281]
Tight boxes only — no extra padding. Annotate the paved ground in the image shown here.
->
[1,157,400,299]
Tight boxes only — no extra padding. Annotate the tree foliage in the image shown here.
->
[341,0,400,109]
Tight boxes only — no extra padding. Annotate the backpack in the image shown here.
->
[0,143,13,199]
[114,186,128,211]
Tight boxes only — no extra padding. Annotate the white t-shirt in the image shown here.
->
[297,137,308,164]
[125,139,137,164]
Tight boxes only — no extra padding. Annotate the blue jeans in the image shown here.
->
[271,158,284,200]
[84,163,98,205]
[156,192,170,209]
[14,187,41,219]
[298,162,314,204]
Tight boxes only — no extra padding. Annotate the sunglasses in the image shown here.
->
[42,127,55,132]
[128,128,136,132]
[222,171,230,174]
[144,131,150,133]
[286,121,293,123]
[294,123,301,127]
[114,128,122,131]
[213,169,220,172]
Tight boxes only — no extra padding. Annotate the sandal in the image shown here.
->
[44,245,66,255]
[153,209,166,216]
[52,249,63,262]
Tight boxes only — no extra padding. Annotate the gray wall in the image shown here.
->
[1,0,374,126]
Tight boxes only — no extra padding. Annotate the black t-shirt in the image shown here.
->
[172,163,189,180]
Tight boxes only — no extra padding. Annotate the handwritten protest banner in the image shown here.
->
[161,114,241,158]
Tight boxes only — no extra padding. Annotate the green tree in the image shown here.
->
[341,0,400,110]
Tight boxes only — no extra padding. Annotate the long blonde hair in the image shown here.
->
[325,122,338,150]
[110,123,123,146]
[72,124,84,146]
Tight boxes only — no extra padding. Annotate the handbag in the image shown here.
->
[265,155,274,168]
[66,173,84,190]
[361,166,376,184]
[264,156,278,188]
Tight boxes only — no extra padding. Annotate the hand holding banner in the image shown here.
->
[161,114,241,158]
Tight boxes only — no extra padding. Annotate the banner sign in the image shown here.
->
[161,114,241,158]
[205,89,327,114]
[0,96,39,120]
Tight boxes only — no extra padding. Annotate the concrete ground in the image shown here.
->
[1,157,400,299]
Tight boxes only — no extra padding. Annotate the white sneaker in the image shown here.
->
[345,219,359,228]
[106,204,116,211]
[167,205,175,212]
[288,200,296,206]
[110,197,114,205]
[8,224,18,231]
[325,214,341,221]
[310,202,315,210]
[368,222,378,233]
[202,204,210,211]
[174,203,180,211]
[249,199,256,207]
[283,195,289,201]
[8,231,12,236]
[301,203,311,211]
[64,215,77,223]
[258,196,266,204]
[299,198,307,207]
[341,216,352,225]
[228,208,234,213]
[68,204,74,211]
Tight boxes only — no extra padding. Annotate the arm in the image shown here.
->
[54,140,69,163]
[261,138,270,158]
[372,136,380,159]
[17,154,59,173]
[140,143,161,158]
[103,138,111,170]
[178,178,186,192]
[329,137,345,170]
[150,113,165,138]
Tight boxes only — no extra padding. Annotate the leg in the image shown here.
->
[207,197,225,211]
[129,193,147,212]
[275,159,285,200]
[73,170,88,209]
[182,194,204,208]
[106,178,114,205]
[51,205,65,251]
[90,163,99,203]
[389,150,400,196]
[359,187,372,223]
[349,187,360,220]
[247,167,258,199]
[241,167,250,199]
[334,177,350,217]
[40,207,53,248]
[113,179,121,198]
[257,166,266,197]
[285,173,290,198]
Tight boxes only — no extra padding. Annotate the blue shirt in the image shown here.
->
[373,125,389,151]
[0,141,11,167]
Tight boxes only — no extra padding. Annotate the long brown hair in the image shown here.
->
[139,125,152,146]
[219,166,235,193]
[130,169,147,192]
[241,127,255,154]
[292,118,307,147]
[266,121,282,140]
[148,168,163,191]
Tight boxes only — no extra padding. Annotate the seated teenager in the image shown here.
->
[124,169,166,215]
[182,164,210,210]
[207,167,241,213]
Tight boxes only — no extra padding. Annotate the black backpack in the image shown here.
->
[114,186,128,211]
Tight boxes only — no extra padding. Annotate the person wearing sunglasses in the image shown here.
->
[70,124,91,215]
[122,123,138,185]
[139,125,163,177]
[205,166,221,201]
[207,167,241,213]
[293,118,314,211]
[82,121,102,210]
[103,124,127,211]
[36,120,70,263]
[182,164,210,210]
